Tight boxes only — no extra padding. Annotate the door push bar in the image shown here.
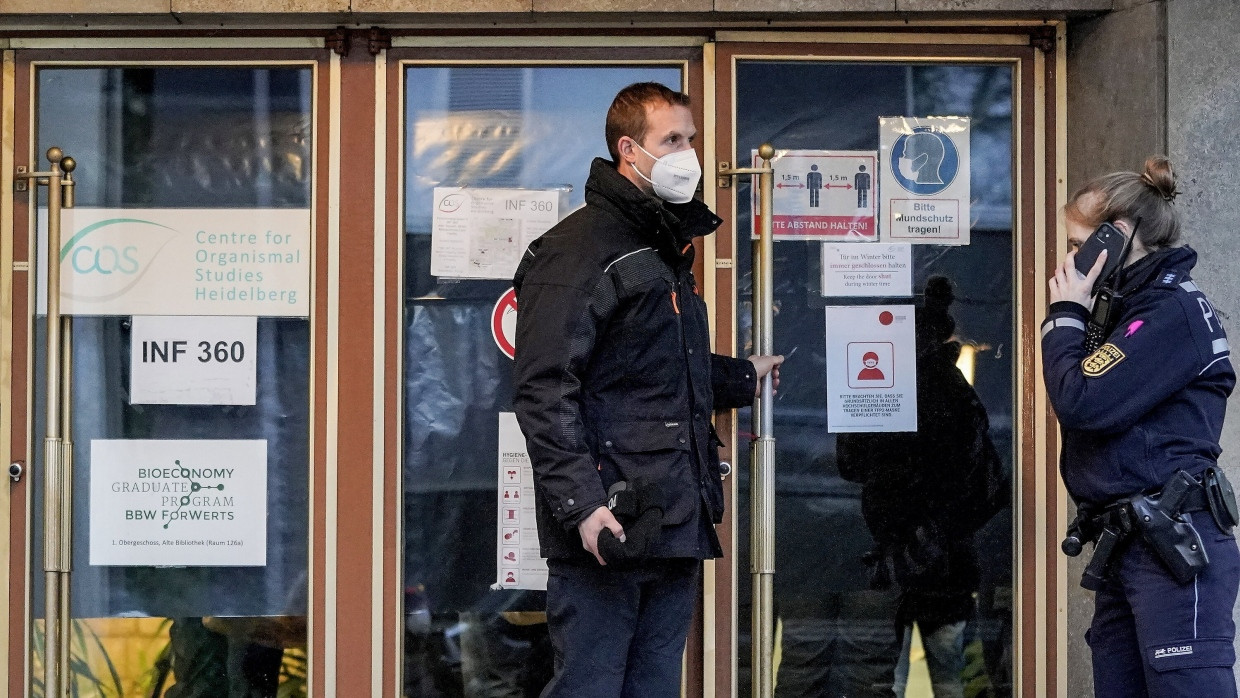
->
[16,147,77,698]
[718,144,777,698]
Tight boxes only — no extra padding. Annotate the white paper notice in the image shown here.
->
[822,244,912,297]
[130,316,257,405]
[495,413,548,591]
[37,208,310,317]
[431,188,560,280]
[89,439,267,566]
[826,306,917,433]
[879,117,971,245]
[753,150,878,241]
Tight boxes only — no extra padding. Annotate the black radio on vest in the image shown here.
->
[1083,218,1141,353]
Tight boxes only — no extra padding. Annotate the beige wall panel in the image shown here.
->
[713,0,891,11]
[1,0,167,13]
[534,0,707,12]
[171,0,347,12]
[895,0,1109,10]
[353,0,530,12]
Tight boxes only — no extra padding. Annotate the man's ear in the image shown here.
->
[617,136,641,166]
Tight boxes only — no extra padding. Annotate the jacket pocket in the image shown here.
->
[1146,637,1234,672]
[597,420,695,525]
[702,424,727,524]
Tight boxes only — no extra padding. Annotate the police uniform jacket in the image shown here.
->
[513,157,756,562]
[1041,246,1235,506]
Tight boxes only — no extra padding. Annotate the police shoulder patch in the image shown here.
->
[1082,343,1126,377]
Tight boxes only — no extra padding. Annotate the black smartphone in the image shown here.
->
[1074,222,1126,293]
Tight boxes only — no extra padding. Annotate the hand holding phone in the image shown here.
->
[1073,222,1127,295]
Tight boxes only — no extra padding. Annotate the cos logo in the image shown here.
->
[56,217,178,307]
[70,245,140,275]
[438,194,465,213]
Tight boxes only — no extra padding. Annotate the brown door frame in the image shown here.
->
[709,30,1064,698]
[2,44,337,697]
[384,42,708,696]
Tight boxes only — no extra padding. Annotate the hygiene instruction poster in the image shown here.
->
[495,412,548,591]
[825,305,917,433]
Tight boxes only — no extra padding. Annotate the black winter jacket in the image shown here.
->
[513,158,756,561]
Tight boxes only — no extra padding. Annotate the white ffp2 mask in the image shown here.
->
[632,143,702,204]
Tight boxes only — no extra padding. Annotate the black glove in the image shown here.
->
[597,482,664,566]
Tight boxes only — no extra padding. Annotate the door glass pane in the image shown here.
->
[733,62,1015,697]
[32,66,313,697]
[401,64,680,696]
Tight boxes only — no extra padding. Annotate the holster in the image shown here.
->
[1128,470,1209,585]
[1080,504,1132,591]
[1203,466,1240,533]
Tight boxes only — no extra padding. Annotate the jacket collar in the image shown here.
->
[1117,245,1197,295]
[583,157,722,258]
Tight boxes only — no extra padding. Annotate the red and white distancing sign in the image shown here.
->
[492,288,518,359]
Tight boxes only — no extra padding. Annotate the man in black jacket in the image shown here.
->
[513,82,782,697]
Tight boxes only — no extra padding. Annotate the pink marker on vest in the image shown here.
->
[1125,320,1145,338]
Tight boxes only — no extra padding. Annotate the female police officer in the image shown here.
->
[1041,156,1240,697]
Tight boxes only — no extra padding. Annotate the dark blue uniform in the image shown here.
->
[1042,246,1240,697]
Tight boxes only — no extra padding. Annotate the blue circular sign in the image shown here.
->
[889,127,960,196]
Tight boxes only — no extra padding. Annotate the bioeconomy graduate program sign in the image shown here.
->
[89,439,268,566]
[39,208,310,317]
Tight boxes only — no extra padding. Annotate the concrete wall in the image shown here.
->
[1169,0,1240,685]
[1067,0,1240,693]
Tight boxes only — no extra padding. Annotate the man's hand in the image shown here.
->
[748,354,784,397]
[578,506,625,565]
[1049,249,1106,308]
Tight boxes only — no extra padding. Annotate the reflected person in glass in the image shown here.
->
[832,276,1007,698]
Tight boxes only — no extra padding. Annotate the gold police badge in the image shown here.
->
[1082,343,1126,377]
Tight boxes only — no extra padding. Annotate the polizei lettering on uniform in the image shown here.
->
[1152,645,1194,659]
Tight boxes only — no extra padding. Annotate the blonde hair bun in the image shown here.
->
[1141,156,1178,202]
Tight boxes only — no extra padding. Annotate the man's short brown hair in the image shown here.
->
[605,82,692,165]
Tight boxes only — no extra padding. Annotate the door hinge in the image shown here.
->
[369,27,392,55]
[1029,25,1056,54]
[326,28,350,57]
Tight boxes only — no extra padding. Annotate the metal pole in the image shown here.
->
[717,144,779,698]
[43,148,66,698]
[58,317,74,694]
[749,143,776,698]
[18,147,75,698]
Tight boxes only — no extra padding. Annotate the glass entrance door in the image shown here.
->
[392,47,699,696]
[8,53,323,698]
[712,38,1055,697]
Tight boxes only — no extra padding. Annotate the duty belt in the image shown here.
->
[1062,468,1237,590]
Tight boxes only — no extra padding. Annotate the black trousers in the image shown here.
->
[540,558,699,698]
[1089,511,1240,697]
